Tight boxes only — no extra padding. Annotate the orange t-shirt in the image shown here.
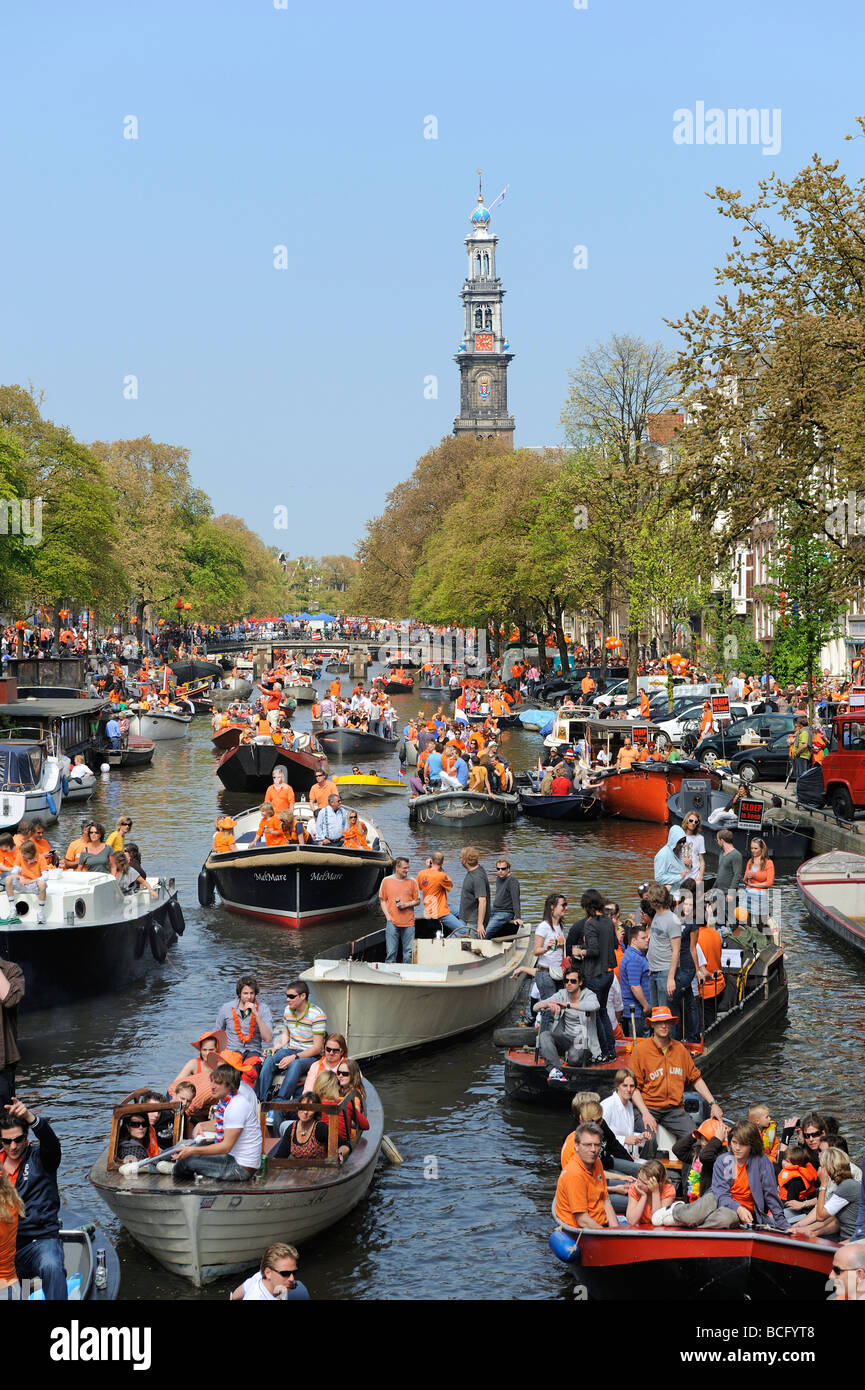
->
[0,848,16,871]
[343,825,370,850]
[617,748,639,770]
[13,856,44,881]
[379,875,419,929]
[729,1162,754,1212]
[265,783,295,815]
[65,837,87,867]
[212,830,236,854]
[627,1179,678,1227]
[309,780,338,811]
[554,1156,610,1228]
[629,1036,702,1110]
[0,1204,19,1283]
[416,867,453,919]
[256,815,287,847]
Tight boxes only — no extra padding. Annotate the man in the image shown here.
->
[0,959,24,1107]
[2,841,47,924]
[424,741,444,790]
[619,920,651,1037]
[416,852,465,934]
[485,858,524,939]
[314,793,349,845]
[264,767,295,818]
[215,976,273,1059]
[829,1241,865,1301]
[629,1005,724,1144]
[534,966,600,1072]
[2,1098,65,1299]
[308,768,338,812]
[230,1242,310,1300]
[257,981,326,1105]
[63,818,93,870]
[172,1061,261,1182]
[458,846,489,938]
[713,830,743,927]
[379,856,419,963]
[105,713,122,750]
[554,1122,617,1230]
[616,737,639,772]
[789,714,812,781]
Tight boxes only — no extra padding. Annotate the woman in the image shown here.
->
[626,1158,677,1227]
[316,1067,369,1146]
[76,822,112,872]
[273,1092,351,1164]
[743,838,774,920]
[168,1031,225,1122]
[600,1069,652,1159]
[792,1148,861,1240]
[106,816,133,854]
[531,893,569,1002]
[669,1121,789,1229]
[342,812,370,850]
[111,850,159,898]
[681,813,706,883]
[305,1033,348,1091]
[116,1113,150,1163]
[0,1170,24,1298]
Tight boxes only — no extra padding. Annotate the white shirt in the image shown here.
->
[222,1082,262,1170]
[241,1272,282,1300]
[534,920,565,972]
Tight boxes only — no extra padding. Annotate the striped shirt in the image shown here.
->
[282,1002,327,1050]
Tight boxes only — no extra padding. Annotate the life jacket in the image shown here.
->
[761,1123,779,1164]
[777,1160,818,1203]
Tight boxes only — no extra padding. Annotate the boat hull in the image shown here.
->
[130,712,191,741]
[796,852,865,956]
[316,728,399,758]
[598,763,720,824]
[206,840,392,928]
[518,791,603,821]
[211,726,243,752]
[408,790,519,827]
[216,743,327,794]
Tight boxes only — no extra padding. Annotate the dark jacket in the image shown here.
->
[0,959,24,1068]
[15,1117,62,1244]
[712,1151,789,1229]
[491,874,521,919]
[583,913,617,976]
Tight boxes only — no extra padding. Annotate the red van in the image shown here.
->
[820,712,865,818]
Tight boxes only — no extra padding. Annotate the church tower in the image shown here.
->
[453,177,514,445]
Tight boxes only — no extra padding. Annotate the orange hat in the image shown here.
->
[694,1117,727,1144]
[216,816,235,830]
[190,1029,227,1053]
[645,1005,678,1024]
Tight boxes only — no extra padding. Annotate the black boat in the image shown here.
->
[418,684,450,697]
[408,789,519,828]
[518,788,604,821]
[103,734,156,770]
[1,872,185,1009]
[667,779,815,867]
[216,740,327,794]
[496,942,787,1105]
[167,660,223,685]
[315,728,399,759]
[200,804,392,928]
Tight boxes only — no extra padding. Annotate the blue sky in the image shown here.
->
[1,0,862,554]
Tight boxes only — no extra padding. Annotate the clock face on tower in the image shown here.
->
[474,332,494,352]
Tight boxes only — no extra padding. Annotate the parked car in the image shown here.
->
[693,713,798,768]
[728,730,799,785]
[817,712,865,819]
[654,702,752,752]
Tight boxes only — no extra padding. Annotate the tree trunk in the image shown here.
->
[628,627,639,699]
[600,580,613,679]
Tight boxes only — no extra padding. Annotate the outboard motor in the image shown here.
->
[679,777,712,818]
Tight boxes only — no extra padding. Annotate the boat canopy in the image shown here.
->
[0,742,42,789]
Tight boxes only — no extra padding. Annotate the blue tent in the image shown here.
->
[310,612,336,622]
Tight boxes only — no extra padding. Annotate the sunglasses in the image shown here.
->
[337,1069,351,1078]
[324,1046,342,1055]
[128,1120,148,1128]
[803,1130,823,1139]
[272,1267,297,1278]
[496,866,508,872]
[0,1136,26,1147]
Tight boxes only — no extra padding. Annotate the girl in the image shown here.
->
[743,839,774,920]
[626,1159,677,1227]
[0,1170,24,1298]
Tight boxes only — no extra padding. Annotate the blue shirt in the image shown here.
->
[619,944,650,1021]
[105,719,121,739]
[314,805,349,841]
[454,757,469,787]
[426,751,443,781]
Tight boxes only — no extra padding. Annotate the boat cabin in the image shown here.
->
[544,714,662,759]
[6,656,89,699]
[0,698,108,758]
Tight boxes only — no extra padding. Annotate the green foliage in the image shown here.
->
[766,526,843,693]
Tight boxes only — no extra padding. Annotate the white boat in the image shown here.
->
[128,709,192,741]
[89,1083,383,1286]
[302,922,534,1061]
[796,851,865,957]
[0,739,64,828]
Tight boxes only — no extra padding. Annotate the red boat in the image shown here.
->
[548,1224,836,1301]
[597,761,720,824]
[211,724,245,752]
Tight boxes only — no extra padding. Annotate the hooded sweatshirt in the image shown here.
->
[653,825,687,889]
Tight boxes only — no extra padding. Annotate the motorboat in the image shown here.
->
[0,738,64,829]
[127,708,192,741]
[105,734,156,770]
[517,787,604,822]
[302,919,534,1061]
[333,772,407,796]
[215,738,327,795]
[316,727,399,759]
[90,1085,383,1287]
[796,851,865,956]
[0,869,185,1008]
[199,802,392,927]
[668,780,814,868]
[63,768,97,803]
[597,760,721,825]
[408,788,519,827]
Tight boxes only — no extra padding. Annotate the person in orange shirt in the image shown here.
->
[329,679,341,700]
[416,851,464,932]
[279,810,309,844]
[0,836,16,877]
[616,738,639,771]
[253,804,288,848]
[13,823,51,861]
[308,769,338,811]
[639,688,651,719]
[212,816,236,854]
[554,1123,617,1229]
[63,819,93,870]
[264,769,295,817]
[342,811,370,850]
[2,841,47,922]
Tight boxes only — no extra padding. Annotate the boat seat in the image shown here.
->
[236,832,256,845]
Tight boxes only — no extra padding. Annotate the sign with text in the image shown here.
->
[711,694,731,718]
[632,724,648,746]
[737,796,765,831]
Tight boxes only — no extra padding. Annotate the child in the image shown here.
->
[174,1081,197,1136]
[748,1103,779,1163]
[626,1159,677,1227]
[212,816,236,855]
[253,804,287,848]
[672,1118,728,1202]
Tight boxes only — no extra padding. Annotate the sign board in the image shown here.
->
[721,949,743,970]
[737,797,765,832]
[849,689,865,710]
[632,724,648,747]
[711,694,730,717]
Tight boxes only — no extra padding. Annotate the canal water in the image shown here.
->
[16,687,865,1301]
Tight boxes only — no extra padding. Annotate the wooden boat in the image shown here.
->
[597,761,721,825]
[216,740,327,795]
[668,782,814,867]
[0,869,185,1009]
[496,942,787,1104]
[408,788,519,827]
[166,660,223,685]
[302,920,534,1061]
[105,734,155,770]
[90,1085,383,1287]
[518,788,603,821]
[128,709,191,741]
[200,803,392,927]
[796,851,865,956]
[211,724,246,752]
[316,727,399,759]
[0,739,64,828]
[548,1223,836,1301]
[280,682,317,704]
[334,773,407,796]
[63,769,97,803]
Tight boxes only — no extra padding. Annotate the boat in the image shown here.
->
[668,781,814,867]
[279,682,318,704]
[219,678,254,699]
[127,709,192,741]
[418,684,449,697]
[0,696,108,764]
[89,1084,383,1287]
[597,760,721,825]
[316,727,399,759]
[211,724,245,751]
[0,868,185,1009]
[333,773,407,796]
[375,671,414,695]
[496,941,787,1104]
[408,788,519,827]
[215,739,327,795]
[0,738,64,829]
[517,788,604,821]
[19,1207,121,1300]
[105,734,156,770]
[166,661,223,685]
[518,707,557,730]
[796,851,865,956]
[200,802,392,927]
[63,769,97,803]
[301,919,534,1061]
[548,1220,837,1301]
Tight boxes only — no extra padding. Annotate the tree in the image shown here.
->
[765,522,843,711]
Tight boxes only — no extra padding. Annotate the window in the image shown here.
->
[474,308,482,329]
[483,252,490,275]
[484,307,492,329]
[475,253,481,275]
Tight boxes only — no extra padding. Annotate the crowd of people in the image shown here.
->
[0,815,149,927]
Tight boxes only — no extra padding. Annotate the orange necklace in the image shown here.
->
[232,1007,255,1045]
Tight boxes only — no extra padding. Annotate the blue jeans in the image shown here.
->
[174,1154,257,1181]
[674,967,700,1042]
[650,970,674,1009]
[257,1047,301,1101]
[15,1236,67,1300]
[274,1053,316,1100]
[586,972,615,1057]
[386,920,415,963]
[485,911,516,939]
[436,912,466,935]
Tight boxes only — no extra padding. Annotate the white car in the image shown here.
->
[652,702,753,751]
[592,680,631,710]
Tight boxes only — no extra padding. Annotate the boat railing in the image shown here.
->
[262,1097,352,1169]
[107,1095,184,1170]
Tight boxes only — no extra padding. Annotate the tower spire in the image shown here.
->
[453,177,514,446]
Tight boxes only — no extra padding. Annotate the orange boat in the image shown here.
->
[597,762,721,824]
